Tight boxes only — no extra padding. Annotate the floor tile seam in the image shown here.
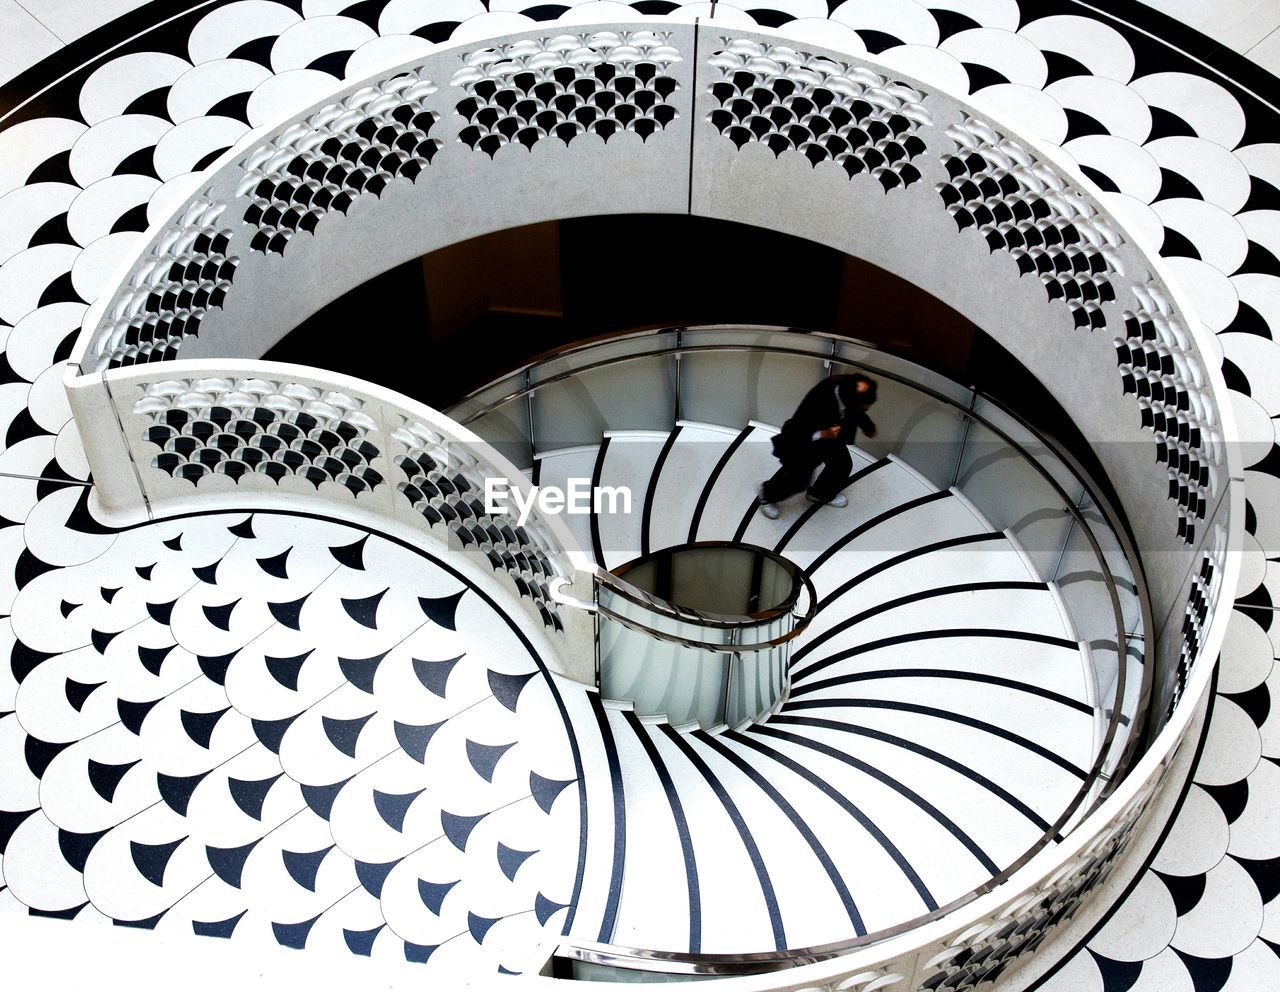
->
[10,0,70,45]
[1245,24,1280,56]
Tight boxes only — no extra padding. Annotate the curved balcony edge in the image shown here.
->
[596,542,818,730]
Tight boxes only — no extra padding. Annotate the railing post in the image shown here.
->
[673,326,684,427]
[593,573,602,688]
[722,626,738,727]
[949,386,978,489]
[525,367,537,463]
[1052,512,1079,585]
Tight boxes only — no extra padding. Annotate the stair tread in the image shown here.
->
[645,426,738,553]
[535,445,600,564]
[788,669,1096,772]
[647,726,785,953]
[686,426,774,544]
[596,434,670,569]
[605,709,696,951]
[726,724,1046,904]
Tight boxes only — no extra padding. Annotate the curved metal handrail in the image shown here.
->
[456,328,1143,670]
[456,325,1142,741]
[453,326,1149,975]
[47,15,1232,982]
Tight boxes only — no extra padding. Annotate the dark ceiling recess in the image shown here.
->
[266,214,985,408]
[263,214,1095,484]
[265,260,431,402]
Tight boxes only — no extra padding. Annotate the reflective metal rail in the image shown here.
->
[56,16,1239,986]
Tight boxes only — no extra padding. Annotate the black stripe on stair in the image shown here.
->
[725,730,940,911]
[622,711,701,952]
[792,580,1048,665]
[688,426,752,543]
[768,713,1055,833]
[589,437,610,566]
[793,628,1082,685]
[641,427,682,558]
[808,491,953,576]
[692,731,866,936]
[659,724,787,950]
[587,693,626,943]
[782,697,1088,778]
[747,723,999,875]
[775,457,892,553]
[790,666,1094,717]
[811,531,1008,620]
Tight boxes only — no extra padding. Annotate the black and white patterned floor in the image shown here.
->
[0,1,1279,988]
[0,509,586,977]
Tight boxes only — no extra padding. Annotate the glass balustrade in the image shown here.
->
[451,324,1150,975]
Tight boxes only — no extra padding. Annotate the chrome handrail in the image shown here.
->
[457,327,1143,705]
[456,328,1144,659]
[451,325,1151,976]
[457,325,1143,728]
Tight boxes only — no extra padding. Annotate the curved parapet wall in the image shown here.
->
[65,357,596,681]
[73,25,694,369]
[61,16,1242,992]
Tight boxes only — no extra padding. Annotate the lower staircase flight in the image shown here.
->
[550,422,1099,956]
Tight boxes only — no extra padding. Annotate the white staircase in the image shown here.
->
[547,424,1098,955]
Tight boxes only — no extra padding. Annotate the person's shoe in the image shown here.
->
[807,491,849,508]
[757,485,781,519]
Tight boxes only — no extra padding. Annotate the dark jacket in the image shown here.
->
[774,374,877,458]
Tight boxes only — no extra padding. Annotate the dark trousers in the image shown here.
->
[761,438,852,503]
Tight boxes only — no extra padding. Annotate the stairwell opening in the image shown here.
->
[599,541,813,731]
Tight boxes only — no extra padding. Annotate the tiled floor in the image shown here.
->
[1,1,1280,88]
[1140,0,1280,55]
[1250,25,1280,74]
[15,0,170,43]
[0,1,59,84]
[0,510,586,980]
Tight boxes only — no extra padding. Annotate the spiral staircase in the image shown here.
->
[545,422,1100,954]
[0,3,1277,992]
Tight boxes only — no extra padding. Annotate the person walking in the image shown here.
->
[757,373,878,519]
